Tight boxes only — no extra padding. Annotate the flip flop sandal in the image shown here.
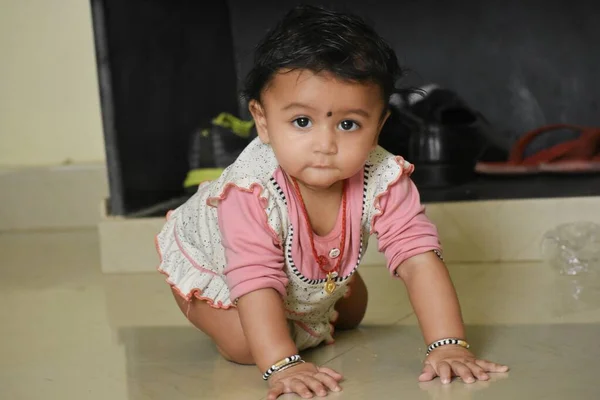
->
[539,153,600,173]
[539,128,600,173]
[475,124,600,175]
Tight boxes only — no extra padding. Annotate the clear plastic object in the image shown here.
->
[541,222,600,275]
[541,222,600,315]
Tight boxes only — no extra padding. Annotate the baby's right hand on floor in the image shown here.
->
[267,362,343,399]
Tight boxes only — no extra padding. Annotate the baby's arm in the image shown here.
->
[217,186,296,371]
[374,176,508,383]
[397,249,508,384]
[236,288,298,370]
[373,175,462,342]
[218,186,342,398]
[395,252,464,346]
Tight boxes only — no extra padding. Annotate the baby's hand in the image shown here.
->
[267,362,343,399]
[419,346,509,384]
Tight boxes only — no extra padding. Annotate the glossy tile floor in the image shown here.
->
[2,229,600,399]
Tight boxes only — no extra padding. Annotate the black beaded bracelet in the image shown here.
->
[262,355,303,380]
[426,338,470,355]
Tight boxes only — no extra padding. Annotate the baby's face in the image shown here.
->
[250,69,389,191]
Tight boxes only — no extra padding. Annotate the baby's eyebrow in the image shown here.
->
[337,108,370,118]
[281,103,370,118]
[281,102,316,111]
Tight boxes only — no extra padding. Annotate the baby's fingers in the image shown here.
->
[466,361,489,381]
[317,366,344,381]
[475,359,509,373]
[267,379,313,400]
[436,361,453,384]
[266,382,286,400]
[451,361,475,384]
[418,364,437,382]
[302,376,328,397]
[315,372,342,392]
[290,379,314,399]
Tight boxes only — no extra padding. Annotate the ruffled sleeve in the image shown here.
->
[217,185,289,302]
[372,174,441,276]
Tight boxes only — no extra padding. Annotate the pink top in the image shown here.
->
[217,167,440,302]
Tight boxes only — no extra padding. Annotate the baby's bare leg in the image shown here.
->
[334,271,368,330]
[172,273,366,363]
[171,288,254,365]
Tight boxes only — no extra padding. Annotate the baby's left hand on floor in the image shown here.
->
[418,346,509,384]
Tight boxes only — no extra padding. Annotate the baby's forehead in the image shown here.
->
[263,69,385,111]
[266,68,381,91]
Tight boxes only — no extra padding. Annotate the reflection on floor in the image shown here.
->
[2,229,599,399]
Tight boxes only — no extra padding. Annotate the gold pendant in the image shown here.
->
[324,273,337,295]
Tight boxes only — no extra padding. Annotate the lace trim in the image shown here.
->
[280,166,370,284]
[155,235,234,309]
[369,156,414,234]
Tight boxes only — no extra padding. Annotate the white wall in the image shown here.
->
[0,0,105,166]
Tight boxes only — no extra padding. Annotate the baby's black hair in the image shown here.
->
[242,5,404,104]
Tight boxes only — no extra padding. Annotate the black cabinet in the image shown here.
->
[92,0,600,216]
[91,0,239,216]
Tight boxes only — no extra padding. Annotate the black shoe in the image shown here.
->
[184,113,256,193]
[394,86,507,188]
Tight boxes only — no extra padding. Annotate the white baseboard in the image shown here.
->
[5,162,596,274]
[0,164,108,231]
[98,195,600,273]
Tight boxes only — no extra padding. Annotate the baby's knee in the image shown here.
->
[217,343,254,365]
[334,311,366,331]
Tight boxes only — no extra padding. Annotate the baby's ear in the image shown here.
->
[248,100,270,144]
[373,109,391,148]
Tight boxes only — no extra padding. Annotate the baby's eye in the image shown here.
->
[292,117,312,129]
[338,120,360,131]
